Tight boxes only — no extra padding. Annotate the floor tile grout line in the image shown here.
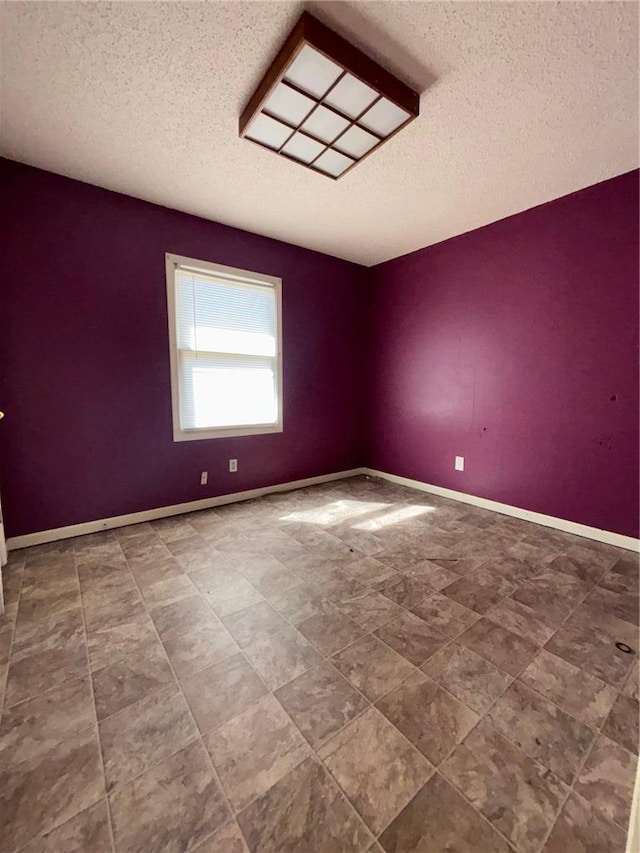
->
[225,637,379,849]
[425,577,611,852]
[112,537,245,853]
[73,550,118,853]
[3,483,633,853]
[0,561,25,722]
[534,675,635,851]
[71,504,625,849]
[2,556,108,853]
[434,599,625,853]
[428,768,519,852]
[456,568,635,699]
[100,544,260,851]
[174,563,454,841]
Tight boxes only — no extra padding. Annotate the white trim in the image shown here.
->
[6,469,364,551]
[165,252,284,442]
[362,468,639,552]
[7,466,638,554]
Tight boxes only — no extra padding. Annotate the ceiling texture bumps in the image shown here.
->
[0,1,638,265]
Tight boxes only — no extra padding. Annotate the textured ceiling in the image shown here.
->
[1,1,638,266]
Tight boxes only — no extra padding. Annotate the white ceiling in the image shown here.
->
[1,1,638,266]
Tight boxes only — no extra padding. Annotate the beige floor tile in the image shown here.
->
[243,625,322,689]
[139,574,196,609]
[0,675,94,766]
[575,734,638,828]
[162,619,237,679]
[221,600,288,648]
[379,772,511,853]
[5,607,88,706]
[86,608,159,673]
[150,594,217,643]
[332,634,416,702]
[237,756,371,853]
[181,653,268,733]
[193,821,248,852]
[442,719,567,853]
[380,576,430,608]
[318,707,432,834]
[275,661,369,748]
[99,684,198,790]
[21,800,112,853]
[411,592,479,638]
[374,611,447,666]
[544,792,627,853]
[92,638,175,719]
[545,607,637,687]
[5,480,635,853]
[335,591,403,631]
[459,617,537,676]
[203,577,264,617]
[421,642,511,714]
[520,649,618,727]
[488,681,596,784]
[265,582,329,624]
[376,671,479,765]
[297,604,365,654]
[205,694,309,811]
[601,693,639,754]
[0,730,104,853]
[109,741,229,852]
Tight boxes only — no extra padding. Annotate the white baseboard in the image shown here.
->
[362,468,639,553]
[8,465,639,554]
[6,468,365,551]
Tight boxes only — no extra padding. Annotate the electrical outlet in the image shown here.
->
[229,459,238,473]
[200,471,208,485]
[455,456,464,471]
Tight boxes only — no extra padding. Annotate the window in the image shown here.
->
[165,253,282,441]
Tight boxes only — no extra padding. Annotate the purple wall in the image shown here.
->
[368,170,640,538]
[0,159,368,537]
[1,160,638,539]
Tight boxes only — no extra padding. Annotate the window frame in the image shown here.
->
[165,252,283,442]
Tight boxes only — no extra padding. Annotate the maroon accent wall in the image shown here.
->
[368,170,639,538]
[1,161,638,540]
[0,159,368,537]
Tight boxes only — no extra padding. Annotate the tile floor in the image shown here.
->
[0,475,637,852]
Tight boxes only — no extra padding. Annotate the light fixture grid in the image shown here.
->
[239,13,419,180]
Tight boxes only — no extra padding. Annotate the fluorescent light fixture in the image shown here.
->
[239,12,420,179]
[360,98,411,136]
[301,105,350,143]
[313,149,353,177]
[263,83,316,125]
[324,73,378,119]
[334,125,378,159]
[245,113,292,150]
[282,132,325,163]
[285,44,342,98]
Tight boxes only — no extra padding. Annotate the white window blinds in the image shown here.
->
[169,259,281,436]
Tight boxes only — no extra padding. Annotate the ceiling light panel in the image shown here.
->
[281,132,325,163]
[360,98,411,137]
[334,125,379,159]
[245,114,292,150]
[324,74,378,119]
[301,105,350,144]
[285,45,342,99]
[263,83,315,126]
[313,149,354,178]
[239,12,420,179]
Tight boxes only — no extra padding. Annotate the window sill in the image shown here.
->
[173,423,283,441]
